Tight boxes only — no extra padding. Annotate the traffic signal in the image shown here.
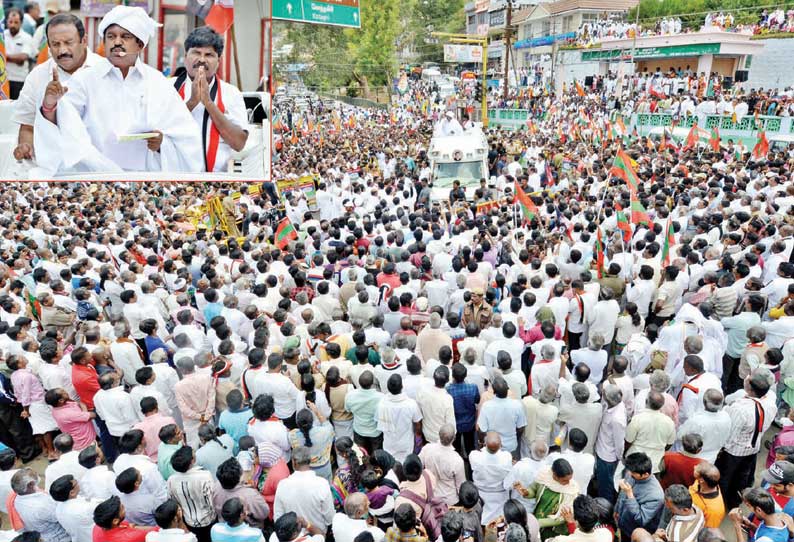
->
[475,84,482,103]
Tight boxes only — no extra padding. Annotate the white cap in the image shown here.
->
[99,6,161,47]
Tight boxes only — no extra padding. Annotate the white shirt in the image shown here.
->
[55,497,99,542]
[376,393,422,462]
[676,372,722,426]
[570,348,608,384]
[124,304,149,340]
[274,470,335,532]
[331,514,385,542]
[93,386,140,437]
[14,51,104,126]
[470,449,513,525]
[130,384,173,418]
[44,451,87,492]
[146,529,198,542]
[177,77,248,172]
[252,371,300,419]
[110,340,145,387]
[4,29,33,83]
[34,57,202,174]
[0,469,18,513]
[547,450,595,495]
[79,465,116,501]
[415,387,455,442]
[676,409,732,464]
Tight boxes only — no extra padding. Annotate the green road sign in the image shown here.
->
[273,0,361,28]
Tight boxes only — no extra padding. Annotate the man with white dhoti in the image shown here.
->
[174,26,248,173]
[34,5,203,174]
[13,14,103,162]
[469,432,513,526]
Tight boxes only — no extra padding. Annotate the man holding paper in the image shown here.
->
[34,5,203,174]
[174,26,248,172]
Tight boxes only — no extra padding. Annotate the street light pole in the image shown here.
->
[503,0,513,100]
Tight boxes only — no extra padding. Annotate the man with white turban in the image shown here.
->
[33,5,203,174]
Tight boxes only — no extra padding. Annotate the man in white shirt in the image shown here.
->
[274,447,335,534]
[14,13,103,161]
[376,374,422,463]
[252,353,300,426]
[415,367,455,443]
[331,492,385,542]
[93,372,140,439]
[4,8,33,100]
[174,27,248,172]
[44,434,87,492]
[470,432,513,525]
[34,5,203,174]
[49,474,100,542]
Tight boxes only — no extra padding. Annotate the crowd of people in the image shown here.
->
[5,67,794,542]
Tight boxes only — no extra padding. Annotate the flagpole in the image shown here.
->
[229,24,242,90]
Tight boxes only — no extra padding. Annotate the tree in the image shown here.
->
[345,0,400,96]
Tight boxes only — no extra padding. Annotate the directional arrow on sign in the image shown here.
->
[353,11,358,22]
[286,2,293,14]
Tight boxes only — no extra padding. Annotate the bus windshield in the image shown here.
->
[433,161,484,188]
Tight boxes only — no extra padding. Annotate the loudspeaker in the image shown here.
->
[735,70,748,82]
[584,75,594,87]
[723,77,733,90]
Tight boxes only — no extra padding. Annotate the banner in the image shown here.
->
[444,44,483,63]
[277,175,318,210]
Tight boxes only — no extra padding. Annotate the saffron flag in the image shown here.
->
[575,81,585,97]
[752,131,769,160]
[205,0,234,34]
[660,217,675,266]
[0,28,10,100]
[515,184,539,223]
[609,149,641,193]
[274,217,297,249]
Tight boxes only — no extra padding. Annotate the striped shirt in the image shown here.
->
[167,467,217,528]
[664,508,705,542]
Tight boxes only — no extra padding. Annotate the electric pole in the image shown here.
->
[503,0,513,100]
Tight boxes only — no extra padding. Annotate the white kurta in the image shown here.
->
[470,448,513,525]
[34,57,203,174]
[14,52,104,127]
[177,77,249,172]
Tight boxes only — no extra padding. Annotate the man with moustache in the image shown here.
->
[13,14,103,162]
[174,26,248,173]
[33,5,202,174]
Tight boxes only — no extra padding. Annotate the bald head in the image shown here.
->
[439,424,455,446]
[484,432,501,453]
[344,492,369,520]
